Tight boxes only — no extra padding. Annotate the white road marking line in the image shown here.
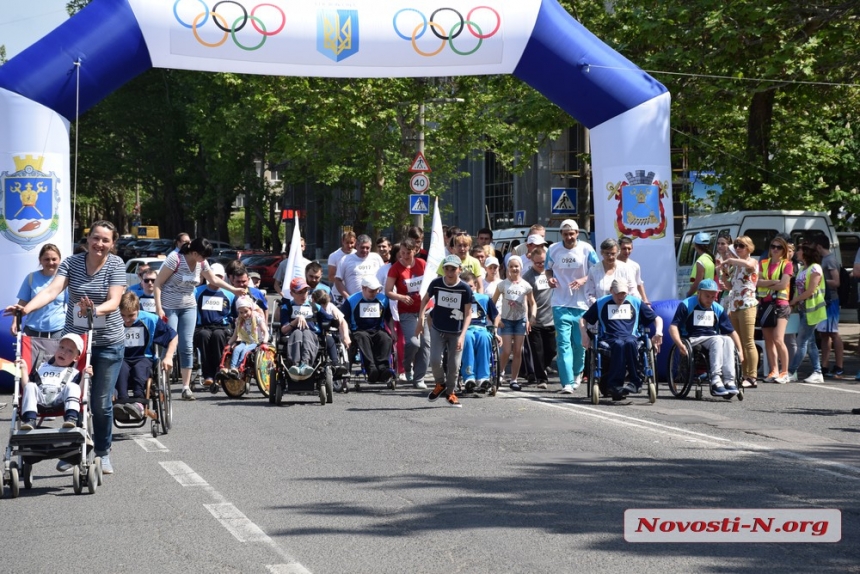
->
[160,461,313,573]
[514,395,860,479]
[797,383,860,394]
[133,436,169,452]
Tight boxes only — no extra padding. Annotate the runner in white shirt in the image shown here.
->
[335,234,385,298]
[327,231,356,286]
[584,238,637,306]
[617,236,650,304]
[545,219,599,393]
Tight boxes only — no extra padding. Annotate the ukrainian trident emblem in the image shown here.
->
[317,9,360,62]
[0,155,60,250]
[606,170,669,239]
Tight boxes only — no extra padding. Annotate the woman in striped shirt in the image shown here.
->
[154,237,245,400]
[6,221,126,474]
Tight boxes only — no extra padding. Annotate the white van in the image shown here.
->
[676,210,839,299]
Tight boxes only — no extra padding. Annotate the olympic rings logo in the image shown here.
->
[392,6,501,57]
[173,0,286,51]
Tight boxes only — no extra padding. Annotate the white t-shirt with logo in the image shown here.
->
[336,252,385,296]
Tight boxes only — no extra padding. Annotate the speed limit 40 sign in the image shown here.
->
[410,173,430,193]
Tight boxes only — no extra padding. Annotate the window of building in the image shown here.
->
[485,151,513,229]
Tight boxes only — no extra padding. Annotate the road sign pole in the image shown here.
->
[415,102,425,229]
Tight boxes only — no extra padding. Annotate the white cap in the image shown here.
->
[210,263,226,277]
[484,256,500,268]
[560,219,579,231]
[361,276,382,291]
[610,279,628,294]
[527,234,547,246]
[60,333,84,354]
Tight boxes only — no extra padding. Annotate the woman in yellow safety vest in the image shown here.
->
[787,245,826,383]
[756,236,794,384]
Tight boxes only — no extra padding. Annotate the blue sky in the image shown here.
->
[1,1,69,60]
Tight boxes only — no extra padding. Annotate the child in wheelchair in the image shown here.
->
[16,333,89,430]
[458,271,501,393]
[223,295,268,379]
[311,289,351,377]
[279,277,334,378]
[116,292,178,420]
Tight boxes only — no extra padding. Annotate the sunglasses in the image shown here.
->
[142,279,155,284]
[770,244,784,250]
[733,243,747,249]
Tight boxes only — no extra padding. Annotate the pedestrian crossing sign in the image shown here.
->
[551,187,577,214]
[408,152,432,173]
[409,194,430,215]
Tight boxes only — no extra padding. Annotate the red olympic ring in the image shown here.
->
[251,3,285,36]
[467,6,501,39]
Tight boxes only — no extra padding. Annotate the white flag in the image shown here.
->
[280,215,303,298]
[420,197,445,297]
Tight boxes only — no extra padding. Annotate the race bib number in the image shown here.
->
[291,306,314,319]
[554,255,581,270]
[437,291,462,310]
[201,296,223,311]
[359,302,382,319]
[693,310,715,327]
[38,364,69,382]
[139,298,156,313]
[505,285,525,302]
[535,275,550,291]
[125,326,145,348]
[608,304,633,321]
[405,276,423,293]
[73,303,106,329]
[181,273,198,285]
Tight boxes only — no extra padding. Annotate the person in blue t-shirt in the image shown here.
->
[582,280,662,401]
[669,279,744,397]
[193,263,235,387]
[128,267,158,314]
[340,276,393,384]
[116,292,178,420]
[458,271,500,394]
[13,244,67,338]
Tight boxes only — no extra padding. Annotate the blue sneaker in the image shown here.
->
[100,454,113,475]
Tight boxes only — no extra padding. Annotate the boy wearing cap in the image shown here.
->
[279,277,333,377]
[341,276,394,384]
[194,263,235,387]
[687,232,716,296]
[670,279,743,397]
[546,219,599,393]
[224,295,268,378]
[17,332,88,430]
[581,280,662,401]
[116,292,178,420]
[417,254,473,407]
[438,233,484,293]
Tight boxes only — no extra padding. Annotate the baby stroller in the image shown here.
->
[2,313,102,497]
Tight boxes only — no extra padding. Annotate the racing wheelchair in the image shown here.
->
[586,328,658,405]
[668,338,744,401]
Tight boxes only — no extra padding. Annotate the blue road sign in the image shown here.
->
[515,210,526,226]
[551,188,577,215]
[409,194,430,215]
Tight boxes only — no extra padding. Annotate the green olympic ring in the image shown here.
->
[231,15,267,50]
[448,20,482,56]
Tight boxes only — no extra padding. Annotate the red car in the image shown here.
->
[245,254,286,290]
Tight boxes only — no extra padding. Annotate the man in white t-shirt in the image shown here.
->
[545,219,599,393]
[335,234,384,299]
[327,231,356,286]
[617,236,650,305]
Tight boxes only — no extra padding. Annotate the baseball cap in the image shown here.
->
[210,263,226,277]
[361,276,382,291]
[560,219,579,231]
[610,279,628,294]
[698,278,719,291]
[694,232,711,245]
[484,256,500,268]
[527,234,547,246]
[248,271,261,281]
[60,333,84,354]
[442,254,462,268]
[290,277,309,292]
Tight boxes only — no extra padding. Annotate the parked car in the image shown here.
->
[125,257,165,287]
[245,254,286,289]
[122,239,156,260]
[837,231,860,310]
[140,239,174,258]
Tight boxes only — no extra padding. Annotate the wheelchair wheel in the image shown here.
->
[254,347,275,398]
[325,367,334,404]
[318,381,327,405]
[22,461,32,490]
[591,382,599,405]
[648,382,657,404]
[489,336,501,397]
[667,341,693,398]
[222,376,247,398]
[274,374,284,406]
[734,348,744,401]
[9,464,20,498]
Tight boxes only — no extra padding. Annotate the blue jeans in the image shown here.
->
[460,326,492,381]
[90,342,124,456]
[789,313,821,374]
[166,307,197,369]
[553,306,586,387]
[231,342,258,369]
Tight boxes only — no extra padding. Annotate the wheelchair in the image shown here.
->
[213,343,275,399]
[349,330,398,392]
[668,338,744,401]
[269,327,334,406]
[586,329,658,405]
[451,326,502,397]
[113,354,172,438]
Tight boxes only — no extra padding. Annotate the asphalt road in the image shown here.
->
[1,358,859,574]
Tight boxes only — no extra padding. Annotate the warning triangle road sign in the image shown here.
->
[408,151,432,173]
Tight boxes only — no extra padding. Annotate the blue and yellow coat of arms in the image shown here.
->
[318,9,359,62]
[0,155,60,250]
[607,170,669,240]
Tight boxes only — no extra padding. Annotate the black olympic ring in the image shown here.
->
[212,1,248,33]
[429,8,464,41]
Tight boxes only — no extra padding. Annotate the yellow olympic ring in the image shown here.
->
[411,21,447,57]
[192,11,229,48]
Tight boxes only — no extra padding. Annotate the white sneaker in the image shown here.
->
[398,373,408,382]
[764,372,779,383]
[787,372,798,382]
[574,372,584,386]
[803,372,824,384]
[560,385,574,394]
[774,373,790,384]
[724,381,739,395]
[413,381,428,390]
[711,381,729,396]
